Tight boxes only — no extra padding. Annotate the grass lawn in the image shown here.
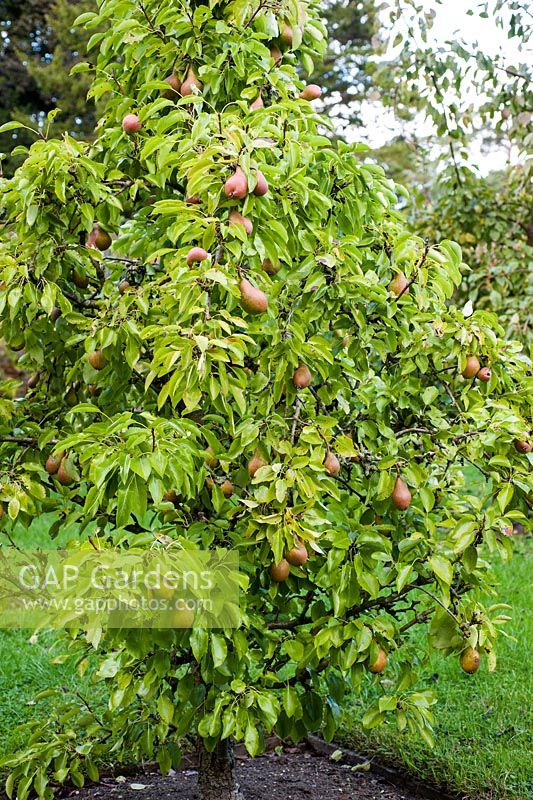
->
[339,539,533,800]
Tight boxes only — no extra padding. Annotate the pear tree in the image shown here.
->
[0,2,531,800]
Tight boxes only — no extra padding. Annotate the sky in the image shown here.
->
[355,0,529,172]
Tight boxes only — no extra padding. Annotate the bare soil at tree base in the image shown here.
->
[65,748,441,800]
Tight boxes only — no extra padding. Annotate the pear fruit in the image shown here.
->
[221,479,234,498]
[368,647,388,674]
[169,607,195,628]
[280,24,293,47]
[186,247,209,266]
[286,540,308,567]
[57,458,76,486]
[73,270,89,289]
[186,195,201,205]
[119,279,131,294]
[27,373,40,389]
[324,452,341,477]
[389,271,409,296]
[514,439,532,454]
[293,364,312,389]
[391,476,412,510]
[205,447,219,469]
[248,450,266,478]
[45,451,66,475]
[462,355,480,379]
[122,114,141,134]
[476,367,491,383]
[270,45,283,65]
[50,306,62,322]
[253,170,269,197]
[269,559,290,582]
[163,489,178,503]
[224,166,248,199]
[88,350,106,371]
[65,387,78,407]
[460,646,480,674]
[239,278,268,314]
[262,258,280,276]
[163,73,181,96]
[250,94,264,111]
[300,84,322,101]
[181,66,202,96]
[87,224,111,251]
[229,210,253,235]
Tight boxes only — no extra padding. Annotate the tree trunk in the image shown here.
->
[197,738,243,800]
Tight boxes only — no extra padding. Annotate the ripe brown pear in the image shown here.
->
[299,84,322,101]
[205,446,219,469]
[181,66,202,96]
[221,479,234,498]
[88,350,106,371]
[163,73,181,96]
[27,373,40,389]
[239,278,268,314]
[247,450,266,478]
[87,224,111,251]
[186,247,209,266]
[280,24,293,47]
[72,270,89,289]
[286,540,308,567]
[224,166,248,199]
[270,45,283,65]
[250,94,264,111]
[163,489,178,503]
[324,452,341,477]
[368,647,388,674]
[514,439,532,454]
[460,646,481,674]
[262,258,281,276]
[391,476,412,510]
[253,170,269,196]
[229,210,253,235]
[45,451,66,475]
[476,367,491,383]
[57,458,76,486]
[119,279,131,294]
[122,113,141,134]
[186,195,201,205]
[462,355,481,379]
[389,271,409,296]
[293,364,312,389]
[269,559,290,582]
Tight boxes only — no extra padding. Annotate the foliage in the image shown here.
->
[0,1,531,798]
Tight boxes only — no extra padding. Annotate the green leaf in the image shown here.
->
[157,694,175,724]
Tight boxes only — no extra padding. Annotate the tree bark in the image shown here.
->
[197,738,243,800]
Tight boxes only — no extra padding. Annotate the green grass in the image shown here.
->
[0,514,95,759]
[339,541,533,800]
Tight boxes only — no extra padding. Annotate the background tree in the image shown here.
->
[369,0,533,340]
[0,3,531,800]
[0,0,96,177]
[311,0,378,131]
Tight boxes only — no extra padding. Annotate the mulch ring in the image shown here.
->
[64,738,457,800]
